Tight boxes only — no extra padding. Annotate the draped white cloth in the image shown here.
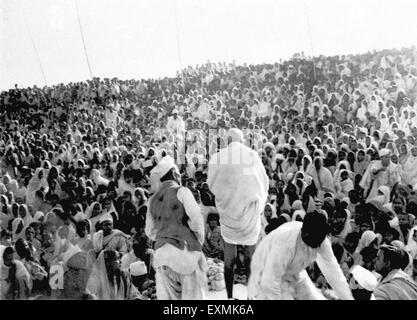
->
[208,141,269,246]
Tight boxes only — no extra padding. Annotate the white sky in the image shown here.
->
[1,0,417,90]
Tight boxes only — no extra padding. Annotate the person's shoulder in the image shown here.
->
[373,283,395,300]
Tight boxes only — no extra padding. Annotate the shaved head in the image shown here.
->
[227,128,244,144]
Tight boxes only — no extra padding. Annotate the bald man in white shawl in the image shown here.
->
[208,128,269,299]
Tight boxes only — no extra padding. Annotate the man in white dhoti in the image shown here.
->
[145,156,207,300]
[248,210,353,300]
[207,128,269,299]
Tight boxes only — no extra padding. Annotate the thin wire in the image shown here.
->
[23,9,48,86]
[173,0,184,79]
[74,0,93,79]
[303,0,316,80]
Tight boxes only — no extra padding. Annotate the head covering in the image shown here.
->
[34,211,45,221]
[99,213,113,224]
[149,155,179,180]
[129,261,148,277]
[292,210,306,221]
[356,230,379,253]
[350,265,378,292]
[62,244,82,265]
[379,148,391,157]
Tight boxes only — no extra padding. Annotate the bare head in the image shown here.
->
[226,128,244,145]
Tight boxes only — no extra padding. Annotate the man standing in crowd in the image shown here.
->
[360,149,401,201]
[145,155,207,300]
[208,128,269,299]
[166,109,185,135]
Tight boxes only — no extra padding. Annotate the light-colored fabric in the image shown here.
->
[401,152,417,186]
[92,229,128,255]
[306,157,335,200]
[146,184,206,275]
[207,141,269,245]
[91,169,109,187]
[248,222,353,300]
[121,251,142,271]
[374,269,417,300]
[360,160,401,201]
[355,231,379,254]
[87,251,142,300]
[405,226,417,259]
[145,186,205,246]
[350,265,378,291]
[25,168,49,207]
[155,265,207,300]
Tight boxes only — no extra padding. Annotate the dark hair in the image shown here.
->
[35,190,44,200]
[104,249,119,262]
[265,217,281,234]
[0,229,12,239]
[345,232,360,245]
[301,210,329,248]
[76,220,90,235]
[207,212,220,223]
[3,246,15,259]
[379,245,404,270]
[332,242,345,263]
[384,227,400,241]
[14,238,30,260]
[160,167,178,183]
[399,249,411,270]
[360,246,378,264]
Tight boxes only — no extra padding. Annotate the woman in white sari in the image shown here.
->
[306,156,335,200]
[87,249,142,300]
[90,169,109,188]
[26,168,48,208]
[400,146,417,187]
[85,202,104,233]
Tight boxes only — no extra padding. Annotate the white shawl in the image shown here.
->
[208,142,269,245]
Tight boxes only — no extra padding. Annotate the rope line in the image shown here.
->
[23,9,48,86]
[74,0,93,79]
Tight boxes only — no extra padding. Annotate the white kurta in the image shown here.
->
[248,222,353,300]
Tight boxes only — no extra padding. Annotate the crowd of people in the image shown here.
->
[1,46,417,300]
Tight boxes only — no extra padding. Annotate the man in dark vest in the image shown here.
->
[145,155,207,300]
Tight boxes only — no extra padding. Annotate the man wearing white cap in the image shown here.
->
[145,155,207,300]
[348,265,378,300]
[92,213,129,256]
[166,109,185,135]
[360,148,401,202]
[208,128,269,299]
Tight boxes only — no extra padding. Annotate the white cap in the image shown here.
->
[34,211,45,221]
[73,212,85,222]
[99,213,113,224]
[275,153,285,161]
[379,148,391,157]
[63,244,82,265]
[129,261,147,276]
[350,265,378,292]
[150,155,179,180]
